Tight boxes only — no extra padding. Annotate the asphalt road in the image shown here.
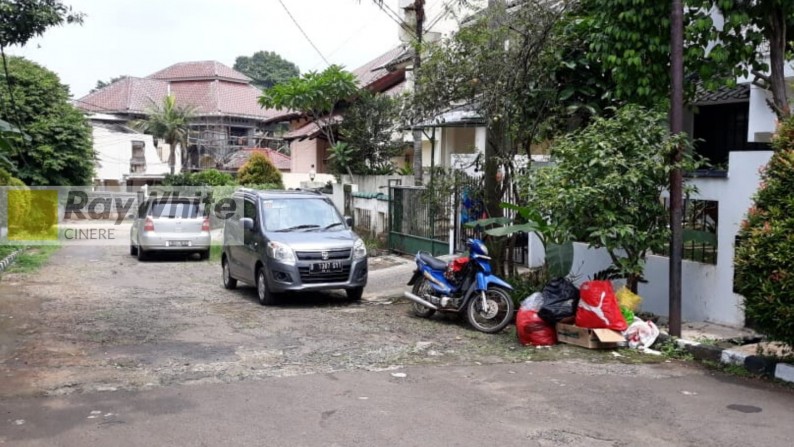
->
[2,244,793,446]
[3,361,793,446]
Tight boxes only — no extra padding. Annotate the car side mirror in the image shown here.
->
[241,217,254,231]
[345,216,354,227]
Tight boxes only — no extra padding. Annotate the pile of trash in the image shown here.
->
[516,279,659,351]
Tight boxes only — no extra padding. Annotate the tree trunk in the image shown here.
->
[412,0,425,185]
[766,5,789,119]
[627,274,639,295]
[168,142,176,175]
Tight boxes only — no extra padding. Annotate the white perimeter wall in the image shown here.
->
[563,151,772,326]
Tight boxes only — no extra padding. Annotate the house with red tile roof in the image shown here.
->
[76,61,288,185]
[265,46,410,175]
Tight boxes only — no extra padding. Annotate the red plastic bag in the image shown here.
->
[575,281,628,331]
[516,308,557,346]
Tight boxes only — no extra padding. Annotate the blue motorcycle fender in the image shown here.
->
[475,272,514,291]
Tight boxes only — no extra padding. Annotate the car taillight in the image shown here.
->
[143,217,154,232]
[201,217,210,232]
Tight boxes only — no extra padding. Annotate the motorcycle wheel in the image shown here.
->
[411,277,436,318]
[466,286,514,333]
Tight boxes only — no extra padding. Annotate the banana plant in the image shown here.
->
[466,202,574,278]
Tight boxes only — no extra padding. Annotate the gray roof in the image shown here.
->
[695,83,750,105]
[412,103,485,129]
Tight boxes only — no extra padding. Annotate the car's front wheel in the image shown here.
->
[346,286,364,302]
[256,267,276,306]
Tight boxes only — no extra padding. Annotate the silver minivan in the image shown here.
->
[130,198,211,261]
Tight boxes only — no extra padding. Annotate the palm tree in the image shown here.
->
[133,95,194,175]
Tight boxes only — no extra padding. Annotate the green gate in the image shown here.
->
[389,186,450,256]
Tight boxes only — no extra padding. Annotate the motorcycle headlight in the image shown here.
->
[267,241,296,265]
[353,238,367,260]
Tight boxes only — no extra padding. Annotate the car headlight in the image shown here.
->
[267,241,296,265]
[353,238,367,260]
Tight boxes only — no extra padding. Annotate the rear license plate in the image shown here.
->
[167,240,191,247]
[310,262,342,273]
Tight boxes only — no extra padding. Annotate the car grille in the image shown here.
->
[298,265,352,284]
[295,249,351,261]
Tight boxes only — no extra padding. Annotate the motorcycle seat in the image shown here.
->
[418,252,448,271]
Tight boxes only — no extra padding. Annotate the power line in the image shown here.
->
[276,0,331,67]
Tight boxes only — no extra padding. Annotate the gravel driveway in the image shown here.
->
[0,244,658,398]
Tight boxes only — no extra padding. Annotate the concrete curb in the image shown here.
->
[0,248,22,274]
[656,332,793,383]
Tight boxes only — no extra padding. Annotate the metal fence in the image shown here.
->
[388,186,451,256]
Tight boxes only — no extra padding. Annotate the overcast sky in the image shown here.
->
[7,0,443,98]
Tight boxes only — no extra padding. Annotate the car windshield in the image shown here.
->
[149,201,200,219]
[261,198,344,232]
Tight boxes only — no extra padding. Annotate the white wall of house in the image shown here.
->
[92,123,174,184]
[281,173,335,189]
[563,150,772,326]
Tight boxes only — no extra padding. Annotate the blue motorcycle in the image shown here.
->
[404,239,515,333]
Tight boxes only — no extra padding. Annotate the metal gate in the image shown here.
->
[388,186,450,256]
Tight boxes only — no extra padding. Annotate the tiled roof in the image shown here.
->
[148,61,251,83]
[76,77,168,114]
[283,115,343,141]
[223,148,291,171]
[695,83,750,104]
[76,76,278,120]
[383,79,406,97]
[353,46,406,89]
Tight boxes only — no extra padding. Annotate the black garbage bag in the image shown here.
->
[537,278,580,325]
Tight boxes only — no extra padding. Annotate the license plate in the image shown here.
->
[168,240,191,247]
[310,262,342,273]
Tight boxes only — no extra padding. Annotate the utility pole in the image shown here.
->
[411,0,425,185]
[669,0,684,337]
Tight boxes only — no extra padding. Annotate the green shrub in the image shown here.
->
[734,117,794,347]
[192,169,234,186]
[237,152,284,188]
[0,168,31,228]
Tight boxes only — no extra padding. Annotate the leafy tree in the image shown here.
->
[90,75,125,93]
[132,94,194,175]
[0,0,83,48]
[233,51,299,89]
[0,57,93,185]
[259,64,357,149]
[338,91,404,175]
[734,117,794,346]
[237,152,283,188]
[523,105,699,293]
[705,1,794,119]
[413,0,573,214]
[573,0,794,117]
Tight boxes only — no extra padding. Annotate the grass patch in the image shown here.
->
[210,242,223,262]
[656,338,695,361]
[7,244,61,273]
[0,244,20,259]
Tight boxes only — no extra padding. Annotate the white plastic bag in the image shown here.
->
[521,292,544,311]
[624,319,660,349]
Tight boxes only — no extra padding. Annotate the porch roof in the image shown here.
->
[410,103,485,130]
[694,83,750,105]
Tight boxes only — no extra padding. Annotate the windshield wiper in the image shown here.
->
[322,222,344,230]
[276,224,320,232]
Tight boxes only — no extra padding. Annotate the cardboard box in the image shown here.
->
[555,323,625,349]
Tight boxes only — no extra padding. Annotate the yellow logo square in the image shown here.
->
[8,189,58,241]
